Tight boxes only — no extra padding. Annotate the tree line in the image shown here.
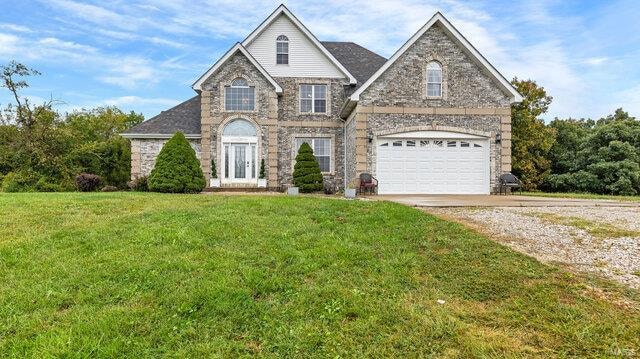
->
[1,61,639,195]
[0,61,143,191]
[511,79,640,195]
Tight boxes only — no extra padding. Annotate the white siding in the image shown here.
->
[246,14,345,79]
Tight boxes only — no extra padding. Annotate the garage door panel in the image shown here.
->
[376,138,489,194]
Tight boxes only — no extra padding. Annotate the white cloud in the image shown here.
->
[0,23,32,33]
[0,33,20,57]
[98,57,159,89]
[102,95,179,107]
[583,57,608,66]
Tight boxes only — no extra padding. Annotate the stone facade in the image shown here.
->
[273,77,349,188]
[346,22,513,193]
[130,138,201,178]
[199,52,279,186]
[358,23,511,108]
[128,18,516,194]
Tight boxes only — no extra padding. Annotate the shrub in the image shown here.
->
[292,142,323,192]
[259,159,266,179]
[2,170,39,192]
[101,185,118,192]
[128,176,148,192]
[148,132,205,193]
[75,173,101,192]
[211,158,218,179]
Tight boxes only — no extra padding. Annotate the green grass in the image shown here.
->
[1,193,638,357]
[521,191,640,202]
[526,212,640,239]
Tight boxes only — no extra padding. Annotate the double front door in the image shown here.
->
[224,143,257,182]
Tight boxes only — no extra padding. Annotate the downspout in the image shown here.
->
[343,120,347,191]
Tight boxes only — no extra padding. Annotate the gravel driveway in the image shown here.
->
[427,206,640,289]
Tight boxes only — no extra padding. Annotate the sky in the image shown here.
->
[1,0,639,121]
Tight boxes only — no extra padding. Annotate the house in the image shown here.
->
[121,4,521,194]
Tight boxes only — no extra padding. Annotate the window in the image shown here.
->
[300,84,327,113]
[427,61,442,97]
[406,140,416,147]
[393,141,403,147]
[447,141,457,147]
[460,141,470,147]
[225,78,255,111]
[222,119,257,136]
[380,142,389,147]
[420,140,429,147]
[276,35,289,64]
[295,138,331,172]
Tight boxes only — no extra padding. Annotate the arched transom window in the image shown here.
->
[276,35,289,64]
[426,61,442,97]
[225,77,255,111]
[223,119,257,137]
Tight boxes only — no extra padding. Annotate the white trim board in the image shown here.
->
[192,43,283,93]
[242,4,357,84]
[350,12,522,103]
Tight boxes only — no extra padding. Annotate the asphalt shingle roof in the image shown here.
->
[123,42,386,136]
[123,96,201,135]
[321,41,387,88]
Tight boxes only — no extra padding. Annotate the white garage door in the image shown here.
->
[376,137,490,194]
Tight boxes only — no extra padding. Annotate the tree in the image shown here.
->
[510,78,557,191]
[544,109,640,195]
[148,132,205,193]
[547,118,592,175]
[1,61,143,192]
[292,142,323,192]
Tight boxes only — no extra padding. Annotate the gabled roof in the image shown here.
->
[192,43,283,93]
[322,42,387,89]
[349,12,523,103]
[121,96,201,138]
[242,4,357,84]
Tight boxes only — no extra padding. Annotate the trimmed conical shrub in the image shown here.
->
[292,142,323,192]
[148,132,205,193]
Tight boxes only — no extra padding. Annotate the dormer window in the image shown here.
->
[225,77,255,111]
[276,35,289,64]
[426,61,442,97]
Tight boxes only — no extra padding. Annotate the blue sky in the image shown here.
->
[1,0,639,121]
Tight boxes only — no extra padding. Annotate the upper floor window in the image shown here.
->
[225,77,255,111]
[426,61,442,97]
[276,35,289,65]
[300,84,327,113]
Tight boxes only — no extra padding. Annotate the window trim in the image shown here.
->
[276,35,289,65]
[223,76,256,112]
[426,61,443,98]
[291,134,335,174]
[299,84,328,114]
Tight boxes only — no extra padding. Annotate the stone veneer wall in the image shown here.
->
[199,52,279,186]
[273,77,349,188]
[358,23,511,108]
[343,111,357,188]
[130,138,202,178]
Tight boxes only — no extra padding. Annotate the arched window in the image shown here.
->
[223,119,257,136]
[426,61,442,97]
[276,35,289,64]
[225,77,254,111]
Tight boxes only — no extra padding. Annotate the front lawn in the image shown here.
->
[1,193,638,357]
